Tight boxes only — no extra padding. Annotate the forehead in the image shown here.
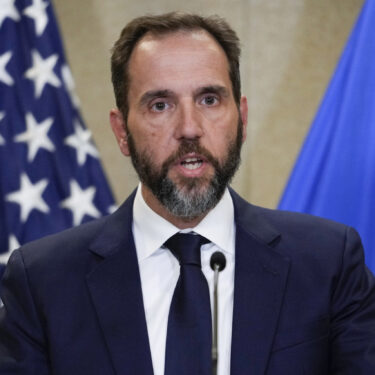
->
[127,29,231,95]
[133,29,225,57]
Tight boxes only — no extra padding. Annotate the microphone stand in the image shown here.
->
[212,262,220,375]
[210,251,226,375]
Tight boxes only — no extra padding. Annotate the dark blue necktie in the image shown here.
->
[164,233,212,375]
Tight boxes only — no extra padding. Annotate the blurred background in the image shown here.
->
[53,0,363,208]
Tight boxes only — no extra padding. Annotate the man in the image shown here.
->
[1,12,375,375]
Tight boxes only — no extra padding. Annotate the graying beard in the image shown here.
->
[157,177,221,220]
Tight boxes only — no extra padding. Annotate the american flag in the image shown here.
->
[0,0,115,281]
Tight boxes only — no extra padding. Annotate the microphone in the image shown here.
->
[210,251,226,375]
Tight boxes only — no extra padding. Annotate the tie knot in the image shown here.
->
[164,233,209,267]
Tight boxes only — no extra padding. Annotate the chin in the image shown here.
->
[174,175,212,194]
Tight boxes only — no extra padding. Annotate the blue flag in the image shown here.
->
[278,0,375,272]
[0,0,115,281]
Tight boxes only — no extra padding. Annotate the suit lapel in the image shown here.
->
[230,191,291,375]
[86,192,154,375]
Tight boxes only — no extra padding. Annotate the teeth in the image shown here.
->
[184,162,202,170]
[184,158,199,163]
[181,157,203,170]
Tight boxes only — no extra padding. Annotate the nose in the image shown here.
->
[174,99,204,140]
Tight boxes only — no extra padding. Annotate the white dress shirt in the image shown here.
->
[132,185,235,375]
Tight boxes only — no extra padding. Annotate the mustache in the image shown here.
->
[161,139,220,172]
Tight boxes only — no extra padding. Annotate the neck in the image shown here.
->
[141,184,209,229]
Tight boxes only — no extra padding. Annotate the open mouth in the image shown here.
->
[180,157,203,170]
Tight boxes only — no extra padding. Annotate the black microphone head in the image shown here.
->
[210,251,226,272]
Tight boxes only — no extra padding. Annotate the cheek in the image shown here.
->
[205,112,239,144]
[139,108,178,130]
[127,116,163,149]
[131,111,176,142]
[132,130,176,165]
[200,105,230,123]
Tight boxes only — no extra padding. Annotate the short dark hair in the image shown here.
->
[111,12,241,119]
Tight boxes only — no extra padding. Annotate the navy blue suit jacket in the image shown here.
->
[1,190,375,374]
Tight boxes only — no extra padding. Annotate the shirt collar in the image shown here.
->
[132,184,235,261]
[191,188,234,255]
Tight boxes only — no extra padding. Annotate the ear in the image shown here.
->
[239,96,248,143]
[110,108,130,156]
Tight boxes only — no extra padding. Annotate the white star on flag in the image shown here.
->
[0,51,14,86]
[0,250,11,264]
[14,112,55,162]
[23,0,49,36]
[61,64,80,108]
[24,49,61,98]
[0,112,5,145]
[60,180,101,226]
[108,204,118,214]
[6,172,50,222]
[64,120,99,166]
[0,234,20,264]
[8,234,20,253]
[0,0,20,28]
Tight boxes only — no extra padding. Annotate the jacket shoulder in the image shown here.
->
[14,191,136,272]
[230,189,358,254]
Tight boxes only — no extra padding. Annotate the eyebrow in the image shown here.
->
[193,85,230,98]
[139,89,174,107]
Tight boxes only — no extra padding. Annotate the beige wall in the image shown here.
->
[53,0,363,208]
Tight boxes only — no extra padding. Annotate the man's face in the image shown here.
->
[110,29,247,224]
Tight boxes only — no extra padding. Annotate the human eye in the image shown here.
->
[200,94,219,106]
[150,100,170,112]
